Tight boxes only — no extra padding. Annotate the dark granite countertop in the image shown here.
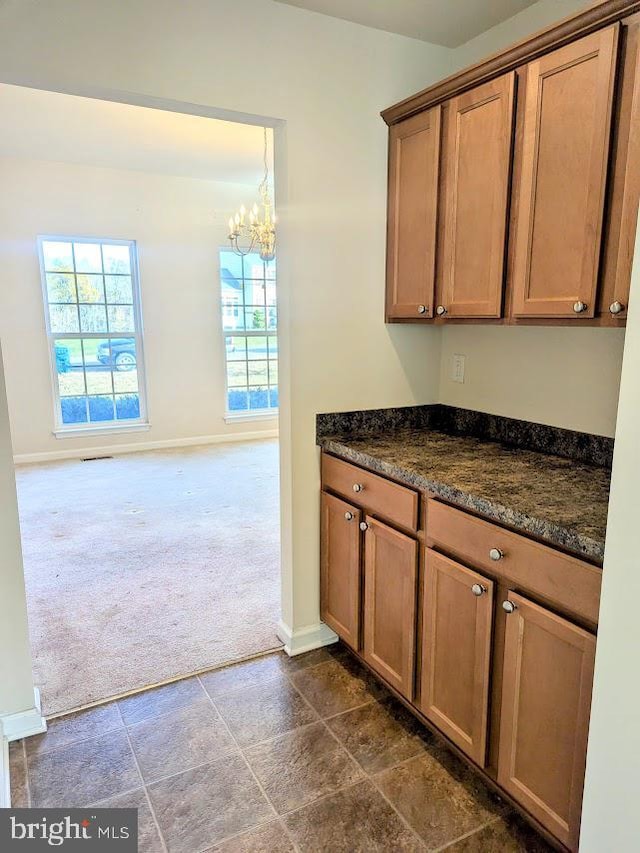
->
[318,428,610,563]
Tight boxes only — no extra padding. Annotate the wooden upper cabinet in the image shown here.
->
[439,73,515,318]
[386,107,441,320]
[363,517,418,699]
[510,26,619,318]
[498,592,596,851]
[420,551,494,765]
[320,492,362,651]
[599,13,640,321]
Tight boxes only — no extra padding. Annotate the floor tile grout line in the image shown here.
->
[88,783,152,809]
[23,723,126,761]
[278,665,427,848]
[282,657,377,724]
[119,682,212,729]
[321,697,379,721]
[197,674,286,850]
[241,718,323,752]
[317,713,428,851]
[129,751,240,789]
[196,817,291,852]
[117,702,169,853]
[433,815,503,852]
[200,673,286,702]
[201,672,305,853]
[274,777,365,820]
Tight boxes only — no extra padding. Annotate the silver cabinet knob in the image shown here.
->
[359,521,369,532]
[417,304,427,314]
[502,600,517,614]
[609,301,625,315]
[344,511,354,522]
[352,483,364,493]
[489,548,503,561]
[436,305,447,316]
[471,583,486,597]
[573,301,588,314]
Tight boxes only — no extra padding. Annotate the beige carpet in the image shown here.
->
[15,439,281,716]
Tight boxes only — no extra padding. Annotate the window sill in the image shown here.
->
[53,423,151,439]
[224,410,279,424]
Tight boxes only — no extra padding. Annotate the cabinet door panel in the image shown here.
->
[320,492,362,650]
[363,517,418,698]
[498,592,596,851]
[511,26,619,318]
[386,107,441,320]
[420,551,494,765]
[440,73,515,318]
[599,13,640,321]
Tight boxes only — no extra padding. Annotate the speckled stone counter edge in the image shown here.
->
[316,404,614,469]
[318,436,605,562]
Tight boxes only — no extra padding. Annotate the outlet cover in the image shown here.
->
[452,353,465,383]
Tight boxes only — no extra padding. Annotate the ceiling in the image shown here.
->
[273,0,540,47]
[0,85,270,184]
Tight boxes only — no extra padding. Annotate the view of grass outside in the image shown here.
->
[40,237,145,427]
[220,250,278,413]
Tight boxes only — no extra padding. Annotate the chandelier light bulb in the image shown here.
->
[226,127,276,262]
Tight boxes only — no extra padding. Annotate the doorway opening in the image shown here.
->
[0,83,283,716]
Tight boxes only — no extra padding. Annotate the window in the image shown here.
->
[220,249,278,414]
[38,236,147,431]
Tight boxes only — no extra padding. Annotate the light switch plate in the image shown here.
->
[452,353,465,384]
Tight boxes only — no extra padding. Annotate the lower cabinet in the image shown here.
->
[363,516,418,700]
[498,592,597,851]
[320,461,598,852]
[419,550,494,766]
[320,492,362,651]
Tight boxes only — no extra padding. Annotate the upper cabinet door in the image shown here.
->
[599,13,640,321]
[511,26,619,318]
[498,592,596,851]
[386,107,441,320]
[439,73,515,318]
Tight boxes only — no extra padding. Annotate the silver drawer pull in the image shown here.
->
[352,483,364,493]
[489,548,503,561]
[502,600,517,614]
[344,512,354,522]
[359,521,369,532]
[471,583,486,597]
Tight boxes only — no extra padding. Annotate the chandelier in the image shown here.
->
[228,127,276,262]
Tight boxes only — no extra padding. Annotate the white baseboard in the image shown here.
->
[277,619,339,656]
[1,688,47,742]
[0,730,9,809]
[14,429,279,465]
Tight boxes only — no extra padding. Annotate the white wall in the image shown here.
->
[439,0,627,438]
[0,338,35,717]
[0,0,449,660]
[580,223,640,852]
[439,326,625,436]
[453,0,591,67]
[0,157,273,459]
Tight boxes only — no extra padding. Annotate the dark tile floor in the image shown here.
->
[9,644,554,852]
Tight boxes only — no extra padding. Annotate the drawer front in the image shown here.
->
[427,500,601,625]
[322,453,419,532]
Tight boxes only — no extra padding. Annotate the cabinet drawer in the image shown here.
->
[427,500,601,625]
[322,454,419,532]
